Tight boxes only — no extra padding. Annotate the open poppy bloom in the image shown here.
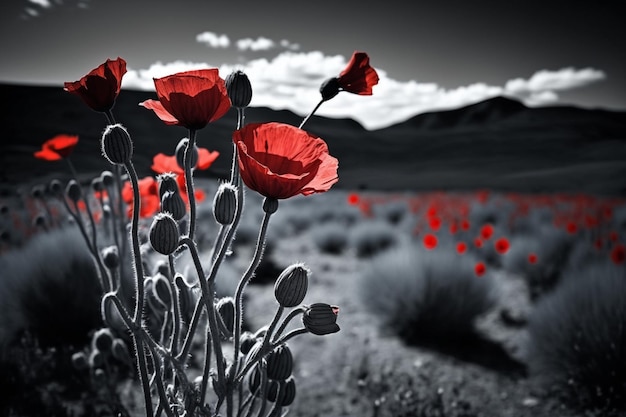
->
[140,69,231,130]
[64,57,127,112]
[233,122,338,199]
[320,52,379,101]
[34,134,79,160]
[151,149,219,175]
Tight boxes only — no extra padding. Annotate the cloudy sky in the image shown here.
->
[0,0,624,129]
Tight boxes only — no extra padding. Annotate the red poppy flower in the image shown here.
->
[121,176,160,218]
[429,217,441,231]
[423,234,438,250]
[611,244,625,265]
[456,242,467,254]
[233,122,338,199]
[461,219,471,231]
[474,237,483,248]
[34,134,79,160]
[338,52,379,95]
[480,223,494,240]
[64,57,126,112]
[566,222,578,234]
[140,69,231,130]
[528,253,538,264]
[494,237,510,255]
[474,261,486,277]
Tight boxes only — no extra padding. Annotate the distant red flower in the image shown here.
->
[474,261,486,277]
[480,223,494,240]
[474,237,483,248]
[449,222,458,234]
[609,231,619,242]
[64,57,126,112]
[423,234,438,250]
[337,52,379,95]
[428,217,441,231]
[566,222,578,234]
[347,193,360,206]
[494,237,510,255]
[528,253,538,264]
[460,219,471,231]
[611,244,625,265]
[233,122,338,199]
[456,242,467,254]
[34,134,79,161]
[151,149,219,175]
[140,69,231,130]
[121,176,160,218]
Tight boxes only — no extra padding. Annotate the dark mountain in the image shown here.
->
[1,83,625,195]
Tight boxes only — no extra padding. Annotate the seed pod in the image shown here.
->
[302,303,340,335]
[266,344,293,381]
[175,137,198,170]
[149,212,180,255]
[225,70,253,109]
[274,263,309,307]
[101,123,133,165]
[213,182,237,225]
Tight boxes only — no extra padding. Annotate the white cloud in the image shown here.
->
[236,37,275,51]
[28,0,52,8]
[196,31,230,48]
[122,52,607,130]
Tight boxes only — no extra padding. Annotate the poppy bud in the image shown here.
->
[225,70,253,109]
[174,273,193,321]
[30,185,44,199]
[102,245,119,269]
[248,364,264,396]
[217,297,235,338]
[149,212,180,255]
[100,170,115,188]
[89,349,104,368]
[71,351,88,371]
[239,331,256,354]
[320,77,341,101]
[49,179,64,197]
[157,173,179,198]
[66,179,83,203]
[276,377,297,406]
[263,197,279,214]
[302,303,340,335]
[93,328,114,352]
[91,177,104,193]
[161,190,187,221]
[101,123,133,165]
[266,344,293,381]
[274,263,309,307]
[213,182,237,225]
[175,138,199,170]
[152,273,172,307]
[111,338,132,366]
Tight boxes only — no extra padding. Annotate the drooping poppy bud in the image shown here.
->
[302,303,340,335]
[152,273,172,307]
[217,297,235,338]
[274,263,309,307]
[213,182,237,225]
[225,70,253,109]
[149,212,180,255]
[111,338,132,366]
[66,179,83,203]
[101,245,120,269]
[266,344,293,381]
[175,137,199,170]
[101,123,133,165]
[274,377,296,406]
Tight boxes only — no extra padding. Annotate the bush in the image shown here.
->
[358,242,496,344]
[348,219,402,258]
[525,261,626,412]
[310,221,350,255]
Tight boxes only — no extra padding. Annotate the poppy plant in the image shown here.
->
[233,122,338,200]
[64,57,127,113]
[140,69,231,131]
[34,134,79,161]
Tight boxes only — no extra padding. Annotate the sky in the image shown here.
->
[0,0,624,130]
